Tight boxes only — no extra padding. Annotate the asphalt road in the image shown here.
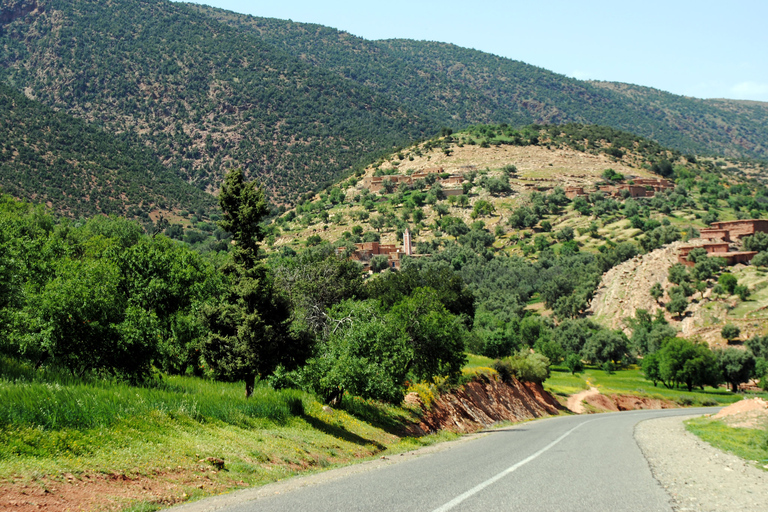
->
[174,408,718,512]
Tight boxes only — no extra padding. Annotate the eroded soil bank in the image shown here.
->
[406,377,563,434]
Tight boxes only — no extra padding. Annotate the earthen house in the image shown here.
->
[361,167,465,195]
[700,220,768,242]
[347,229,413,271]
[565,178,674,200]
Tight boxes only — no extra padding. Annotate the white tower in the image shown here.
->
[403,228,413,256]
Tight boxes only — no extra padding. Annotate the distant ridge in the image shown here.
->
[195,4,768,161]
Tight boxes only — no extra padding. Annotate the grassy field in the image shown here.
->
[686,417,768,469]
[0,358,457,510]
[544,365,752,406]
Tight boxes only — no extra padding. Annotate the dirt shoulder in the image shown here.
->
[636,415,768,512]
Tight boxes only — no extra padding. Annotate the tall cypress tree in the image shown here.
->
[201,169,308,397]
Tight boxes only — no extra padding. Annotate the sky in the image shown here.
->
[180,0,768,102]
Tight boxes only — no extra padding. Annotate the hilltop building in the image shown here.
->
[565,178,674,200]
[700,220,768,242]
[677,219,768,267]
[348,228,414,271]
[361,167,464,195]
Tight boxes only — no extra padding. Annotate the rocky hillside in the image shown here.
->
[196,3,768,161]
[0,0,429,204]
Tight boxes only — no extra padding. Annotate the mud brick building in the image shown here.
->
[700,220,768,242]
[678,220,768,267]
[347,229,413,271]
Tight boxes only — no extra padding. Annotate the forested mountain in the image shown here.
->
[1,0,767,213]
[0,0,430,204]
[0,83,213,219]
[195,4,768,161]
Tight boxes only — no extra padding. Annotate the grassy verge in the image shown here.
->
[544,365,751,406]
[0,358,457,510]
[686,417,768,470]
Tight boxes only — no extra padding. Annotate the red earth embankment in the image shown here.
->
[405,377,563,434]
[583,393,677,412]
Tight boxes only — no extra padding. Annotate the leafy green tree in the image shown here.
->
[751,251,768,267]
[581,329,633,366]
[642,352,662,386]
[719,273,737,294]
[668,263,690,285]
[564,353,584,375]
[272,246,364,338]
[302,300,408,403]
[666,294,688,319]
[650,282,663,303]
[503,350,550,384]
[435,203,450,218]
[721,324,741,343]
[745,335,768,360]
[534,338,565,365]
[370,254,390,273]
[657,338,720,391]
[471,200,495,218]
[555,226,574,242]
[734,284,750,301]
[743,232,768,252]
[201,170,306,397]
[717,348,756,392]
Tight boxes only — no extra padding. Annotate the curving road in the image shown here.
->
[173,408,718,512]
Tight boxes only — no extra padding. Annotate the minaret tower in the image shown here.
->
[403,228,413,256]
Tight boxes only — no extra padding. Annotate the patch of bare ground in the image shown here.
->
[588,241,689,332]
[588,241,768,346]
[583,394,678,412]
[712,397,768,429]
[373,143,655,189]
[566,387,600,414]
[0,468,236,512]
[636,415,768,512]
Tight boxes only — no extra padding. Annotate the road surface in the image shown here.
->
[173,407,718,512]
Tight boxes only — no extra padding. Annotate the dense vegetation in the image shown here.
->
[0,0,429,204]
[198,4,768,161]
[0,83,213,219]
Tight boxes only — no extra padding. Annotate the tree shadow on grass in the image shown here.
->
[301,414,387,451]
[337,396,421,437]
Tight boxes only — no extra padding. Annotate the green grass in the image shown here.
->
[686,417,768,469]
[0,357,305,431]
[464,353,495,369]
[545,365,748,406]
[0,356,457,509]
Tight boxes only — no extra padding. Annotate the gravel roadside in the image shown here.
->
[635,414,768,512]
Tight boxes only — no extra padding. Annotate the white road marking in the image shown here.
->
[431,419,594,512]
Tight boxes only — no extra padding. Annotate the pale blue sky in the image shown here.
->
[180,0,768,102]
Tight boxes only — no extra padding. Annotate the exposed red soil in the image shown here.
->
[583,393,678,412]
[712,397,768,428]
[0,468,237,512]
[406,377,563,435]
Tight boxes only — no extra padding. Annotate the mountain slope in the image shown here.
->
[193,4,768,161]
[0,0,432,204]
[0,83,213,219]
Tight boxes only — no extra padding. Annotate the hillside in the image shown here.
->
[270,124,768,348]
[0,0,430,204]
[0,83,213,220]
[194,4,768,161]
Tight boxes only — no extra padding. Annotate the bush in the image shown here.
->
[499,350,551,384]
[721,324,741,342]
[564,353,584,374]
